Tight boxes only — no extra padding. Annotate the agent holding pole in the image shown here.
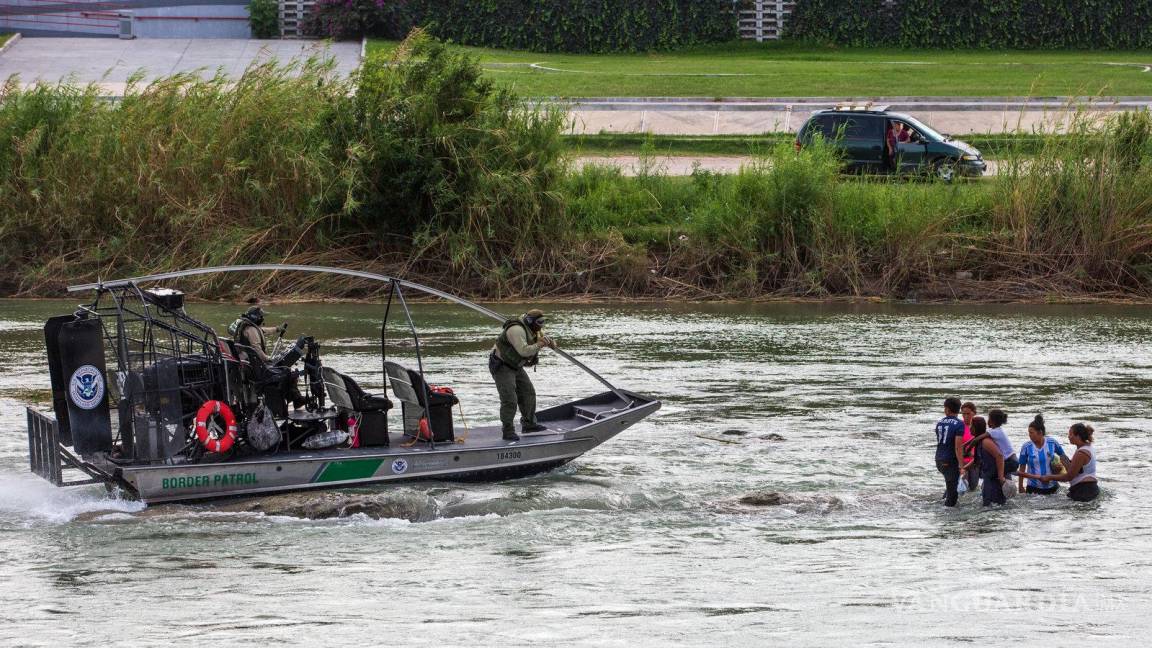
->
[489,309,556,441]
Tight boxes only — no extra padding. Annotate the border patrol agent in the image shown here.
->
[229,306,286,363]
[489,309,555,441]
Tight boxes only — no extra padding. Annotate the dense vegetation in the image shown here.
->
[247,0,281,39]
[790,0,1152,49]
[305,0,734,52]
[1,34,1151,301]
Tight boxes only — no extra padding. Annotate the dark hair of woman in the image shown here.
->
[961,401,976,413]
[1029,414,1045,434]
[1070,423,1095,443]
[971,416,987,436]
[988,409,1008,428]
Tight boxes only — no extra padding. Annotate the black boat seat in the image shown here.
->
[384,362,458,440]
[322,367,391,413]
[406,369,459,408]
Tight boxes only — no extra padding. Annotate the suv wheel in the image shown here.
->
[933,158,957,182]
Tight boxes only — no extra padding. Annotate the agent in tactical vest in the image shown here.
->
[489,309,555,441]
[229,305,305,408]
[229,306,287,363]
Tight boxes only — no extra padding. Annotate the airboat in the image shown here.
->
[24,265,660,504]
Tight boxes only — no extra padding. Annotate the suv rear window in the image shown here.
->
[838,115,882,140]
[807,115,837,138]
[803,113,883,142]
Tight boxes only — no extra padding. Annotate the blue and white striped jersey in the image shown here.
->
[1018,437,1068,489]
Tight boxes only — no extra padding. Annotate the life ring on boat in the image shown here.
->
[194,400,238,453]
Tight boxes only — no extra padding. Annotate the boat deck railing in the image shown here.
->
[26,408,111,488]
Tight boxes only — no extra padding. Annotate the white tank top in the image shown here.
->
[1070,444,1097,485]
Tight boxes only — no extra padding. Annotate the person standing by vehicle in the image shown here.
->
[934,396,966,507]
[1016,414,1067,495]
[1019,423,1099,502]
[490,309,555,442]
[885,121,898,171]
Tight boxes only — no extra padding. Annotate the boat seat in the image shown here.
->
[406,369,459,408]
[384,361,458,441]
[322,367,391,413]
[236,345,293,417]
[384,361,423,437]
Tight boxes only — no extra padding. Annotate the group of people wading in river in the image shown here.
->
[935,397,1100,507]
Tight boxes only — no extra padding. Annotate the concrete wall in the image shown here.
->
[0,0,250,38]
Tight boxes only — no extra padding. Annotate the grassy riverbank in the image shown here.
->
[2,34,1151,302]
[367,39,1152,98]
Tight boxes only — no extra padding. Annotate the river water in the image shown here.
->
[0,299,1149,646]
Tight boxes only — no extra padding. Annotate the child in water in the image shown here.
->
[1016,414,1067,495]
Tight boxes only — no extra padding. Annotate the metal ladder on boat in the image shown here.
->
[26,408,112,487]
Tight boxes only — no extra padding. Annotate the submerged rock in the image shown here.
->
[213,491,440,522]
[759,433,787,441]
[722,429,750,436]
[739,491,786,506]
[735,490,843,513]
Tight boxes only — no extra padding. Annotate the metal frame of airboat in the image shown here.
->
[25,264,657,502]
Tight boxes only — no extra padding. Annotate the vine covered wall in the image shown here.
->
[788,0,1152,49]
[304,0,736,52]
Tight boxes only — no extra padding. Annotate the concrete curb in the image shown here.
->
[0,33,22,58]
[554,95,1152,104]
[360,36,366,61]
[560,96,1152,113]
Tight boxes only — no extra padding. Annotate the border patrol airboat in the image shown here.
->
[24,264,660,504]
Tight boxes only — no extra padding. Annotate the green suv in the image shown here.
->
[795,106,986,180]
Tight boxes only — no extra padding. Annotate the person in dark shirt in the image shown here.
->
[935,396,966,506]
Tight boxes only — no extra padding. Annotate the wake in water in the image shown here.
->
[0,473,144,525]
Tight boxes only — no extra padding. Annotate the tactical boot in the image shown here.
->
[521,423,547,433]
[502,430,520,442]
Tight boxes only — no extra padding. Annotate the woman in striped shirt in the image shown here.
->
[1016,414,1067,495]
[1019,423,1099,502]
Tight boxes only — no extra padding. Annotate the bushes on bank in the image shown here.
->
[789,0,1152,49]
[2,32,1152,299]
[248,0,280,39]
[302,0,735,53]
[0,32,567,295]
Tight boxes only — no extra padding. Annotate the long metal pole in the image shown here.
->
[70,264,632,404]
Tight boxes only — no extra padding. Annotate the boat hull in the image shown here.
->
[116,395,659,504]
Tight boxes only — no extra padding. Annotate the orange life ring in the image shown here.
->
[194,400,238,453]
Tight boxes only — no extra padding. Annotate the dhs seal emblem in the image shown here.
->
[69,365,105,410]
[391,459,408,475]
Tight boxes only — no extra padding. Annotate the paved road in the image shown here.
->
[0,38,362,91]
[576,155,1002,177]
[567,97,1151,136]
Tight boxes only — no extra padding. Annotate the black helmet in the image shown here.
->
[244,306,265,326]
[523,309,545,330]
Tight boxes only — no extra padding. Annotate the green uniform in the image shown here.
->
[490,318,544,434]
[229,317,269,362]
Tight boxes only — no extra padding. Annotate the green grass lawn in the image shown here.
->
[0,34,11,47]
[367,40,1152,97]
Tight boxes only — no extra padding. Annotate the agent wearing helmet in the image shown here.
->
[489,309,555,441]
[229,306,287,363]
